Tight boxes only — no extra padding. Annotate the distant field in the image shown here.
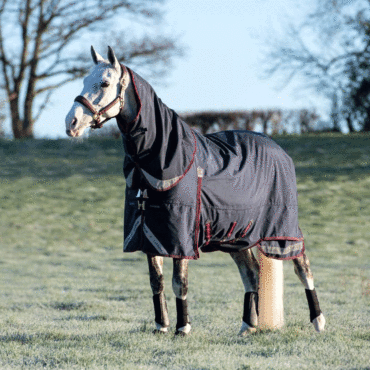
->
[0,134,369,369]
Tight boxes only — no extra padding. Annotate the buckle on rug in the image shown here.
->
[136,189,148,210]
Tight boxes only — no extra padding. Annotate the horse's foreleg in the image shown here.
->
[172,258,191,335]
[230,248,259,335]
[293,252,325,332]
[147,255,170,333]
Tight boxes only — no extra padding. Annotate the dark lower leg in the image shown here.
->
[305,288,322,322]
[172,259,190,333]
[293,253,322,321]
[243,291,259,328]
[230,249,259,328]
[176,297,190,330]
[152,292,169,328]
[147,255,169,329]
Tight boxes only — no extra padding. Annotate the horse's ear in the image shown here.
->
[91,46,105,65]
[107,46,120,70]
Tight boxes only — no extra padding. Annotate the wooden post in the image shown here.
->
[257,248,284,330]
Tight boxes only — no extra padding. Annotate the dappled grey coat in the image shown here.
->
[118,68,304,260]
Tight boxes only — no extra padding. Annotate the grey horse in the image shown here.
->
[65,46,325,336]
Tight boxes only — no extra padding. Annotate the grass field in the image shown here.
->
[0,133,369,369]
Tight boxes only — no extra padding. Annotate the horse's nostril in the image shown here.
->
[66,129,71,136]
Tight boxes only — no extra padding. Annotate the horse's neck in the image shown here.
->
[120,75,138,123]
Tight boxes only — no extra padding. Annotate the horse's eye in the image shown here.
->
[101,81,110,88]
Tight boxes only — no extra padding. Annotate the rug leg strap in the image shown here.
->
[305,289,322,322]
[153,292,170,328]
[243,291,258,328]
[176,298,190,330]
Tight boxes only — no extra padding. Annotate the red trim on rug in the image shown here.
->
[205,222,211,245]
[142,129,197,192]
[120,66,197,192]
[126,67,142,124]
[201,235,305,260]
[193,170,203,259]
[257,240,306,260]
[116,66,142,133]
[226,222,237,239]
[240,220,253,238]
[125,238,305,261]
[204,220,254,246]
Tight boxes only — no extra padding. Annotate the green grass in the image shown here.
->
[0,134,369,369]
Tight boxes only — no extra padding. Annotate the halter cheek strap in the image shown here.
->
[74,65,129,129]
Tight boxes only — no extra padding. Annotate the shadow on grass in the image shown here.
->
[107,296,129,302]
[50,301,86,311]
[59,315,108,321]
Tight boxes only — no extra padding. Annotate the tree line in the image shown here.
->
[88,108,320,138]
[181,109,320,135]
[1,0,370,139]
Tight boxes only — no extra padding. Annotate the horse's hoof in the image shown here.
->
[312,313,326,333]
[175,323,191,336]
[153,329,168,334]
[238,321,257,336]
[153,323,169,334]
[174,330,189,337]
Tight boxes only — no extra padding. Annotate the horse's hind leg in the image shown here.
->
[230,248,259,335]
[172,258,191,335]
[147,255,170,333]
[293,252,326,332]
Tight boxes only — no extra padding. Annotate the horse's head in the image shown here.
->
[65,46,128,137]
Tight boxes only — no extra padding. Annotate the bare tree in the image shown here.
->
[263,0,370,132]
[0,96,5,137]
[0,0,182,138]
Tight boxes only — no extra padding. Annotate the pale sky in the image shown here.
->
[31,0,321,138]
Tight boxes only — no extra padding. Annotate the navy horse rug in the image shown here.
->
[120,69,304,260]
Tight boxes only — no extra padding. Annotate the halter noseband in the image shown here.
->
[74,65,128,129]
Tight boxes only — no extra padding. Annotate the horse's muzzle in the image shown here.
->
[66,118,79,137]
[66,128,79,137]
